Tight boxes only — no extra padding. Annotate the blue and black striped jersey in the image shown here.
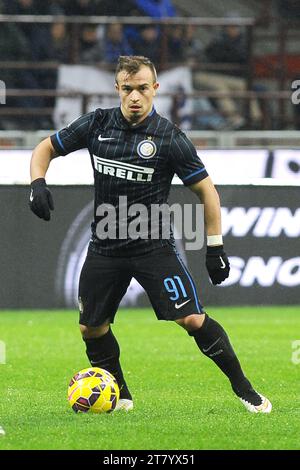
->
[50,107,208,256]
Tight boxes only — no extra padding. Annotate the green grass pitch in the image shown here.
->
[0,307,299,450]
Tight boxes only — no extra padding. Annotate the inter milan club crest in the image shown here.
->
[137,139,157,159]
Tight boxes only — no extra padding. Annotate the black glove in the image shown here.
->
[29,178,54,221]
[206,245,230,285]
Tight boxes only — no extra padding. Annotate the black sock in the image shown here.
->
[189,314,261,404]
[83,329,132,400]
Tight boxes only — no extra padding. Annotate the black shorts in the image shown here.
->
[78,245,204,326]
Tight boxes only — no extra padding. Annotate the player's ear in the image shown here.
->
[115,82,119,93]
[153,82,159,95]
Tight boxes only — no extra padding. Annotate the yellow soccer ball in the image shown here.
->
[67,367,119,413]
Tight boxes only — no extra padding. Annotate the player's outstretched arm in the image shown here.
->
[29,137,58,221]
[189,176,230,285]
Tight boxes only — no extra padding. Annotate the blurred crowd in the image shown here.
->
[1,0,297,130]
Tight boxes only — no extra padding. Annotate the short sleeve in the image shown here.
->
[50,112,95,156]
[169,130,208,185]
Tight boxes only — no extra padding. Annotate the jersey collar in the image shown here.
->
[116,107,157,130]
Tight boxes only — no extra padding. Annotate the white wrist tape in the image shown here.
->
[207,235,223,246]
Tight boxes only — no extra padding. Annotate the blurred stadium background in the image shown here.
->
[0,0,300,451]
[0,0,300,309]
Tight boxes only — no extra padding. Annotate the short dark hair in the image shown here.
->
[115,56,157,83]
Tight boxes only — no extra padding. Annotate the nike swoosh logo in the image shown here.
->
[98,135,115,141]
[202,337,221,353]
[90,360,99,365]
[29,189,34,202]
[175,299,191,309]
[220,256,226,269]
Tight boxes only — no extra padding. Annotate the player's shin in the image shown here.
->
[83,328,132,400]
[188,314,260,402]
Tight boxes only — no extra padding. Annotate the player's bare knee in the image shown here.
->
[176,313,206,332]
[79,323,110,339]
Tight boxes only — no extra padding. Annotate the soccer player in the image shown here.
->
[29,56,271,413]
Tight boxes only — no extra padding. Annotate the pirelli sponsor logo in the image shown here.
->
[93,155,154,182]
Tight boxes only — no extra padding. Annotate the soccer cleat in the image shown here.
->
[115,399,134,412]
[239,393,272,414]
[0,425,5,436]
